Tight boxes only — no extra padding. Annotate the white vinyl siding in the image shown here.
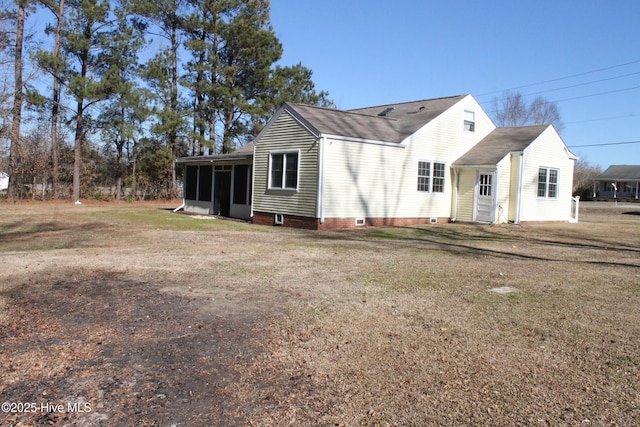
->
[517,127,575,222]
[322,96,496,220]
[496,157,512,223]
[455,169,477,222]
[253,112,318,217]
[508,153,521,222]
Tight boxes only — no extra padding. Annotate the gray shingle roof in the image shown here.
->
[453,125,549,166]
[595,165,640,180]
[176,141,254,163]
[286,95,466,143]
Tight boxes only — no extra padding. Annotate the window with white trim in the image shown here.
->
[417,161,446,193]
[538,167,559,198]
[269,152,298,190]
[464,110,475,132]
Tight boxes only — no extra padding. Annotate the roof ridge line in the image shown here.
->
[287,102,400,121]
[347,94,467,111]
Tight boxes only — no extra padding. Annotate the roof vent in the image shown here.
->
[378,107,395,116]
[419,106,425,111]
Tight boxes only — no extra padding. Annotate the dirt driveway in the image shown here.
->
[1,201,639,426]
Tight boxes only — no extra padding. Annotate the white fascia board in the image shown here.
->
[322,133,405,148]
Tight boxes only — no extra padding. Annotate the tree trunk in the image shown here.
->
[8,2,25,200]
[115,137,123,200]
[132,144,137,200]
[73,99,83,203]
[168,22,179,198]
[72,19,91,204]
[51,0,65,200]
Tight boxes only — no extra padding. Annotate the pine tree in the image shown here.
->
[7,0,29,199]
[98,7,149,199]
[128,0,187,197]
[36,0,65,199]
[62,0,111,202]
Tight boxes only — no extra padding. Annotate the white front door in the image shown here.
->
[475,172,496,223]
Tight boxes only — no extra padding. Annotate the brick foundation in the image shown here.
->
[252,211,447,230]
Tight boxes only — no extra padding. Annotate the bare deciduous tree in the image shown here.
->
[492,90,564,132]
[573,159,602,199]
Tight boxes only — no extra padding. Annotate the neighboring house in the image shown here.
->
[0,172,8,191]
[593,165,640,199]
[178,94,578,229]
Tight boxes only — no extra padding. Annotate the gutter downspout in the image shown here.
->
[316,136,325,224]
[173,202,185,213]
[451,167,459,222]
[492,167,499,224]
[515,153,524,224]
[250,146,256,219]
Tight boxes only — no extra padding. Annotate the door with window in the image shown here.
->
[475,172,496,223]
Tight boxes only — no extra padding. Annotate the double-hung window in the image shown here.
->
[417,161,446,193]
[269,152,299,190]
[464,110,475,132]
[537,167,559,198]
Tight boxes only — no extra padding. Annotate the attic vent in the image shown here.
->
[378,107,395,116]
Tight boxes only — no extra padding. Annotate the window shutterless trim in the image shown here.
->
[268,150,300,191]
[417,160,446,193]
[464,110,475,132]
[537,166,559,199]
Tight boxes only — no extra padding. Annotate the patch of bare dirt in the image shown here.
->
[1,269,260,426]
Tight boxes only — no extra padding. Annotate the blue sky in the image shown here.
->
[270,0,640,169]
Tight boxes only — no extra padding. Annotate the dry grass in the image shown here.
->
[0,200,638,426]
[231,202,640,426]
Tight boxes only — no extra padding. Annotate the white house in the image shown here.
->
[178,94,578,229]
[0,172,8,192]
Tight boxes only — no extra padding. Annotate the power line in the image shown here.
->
[565,113,637,125]
[483,84,640,115]
[521,71,640,98]
[552,85,640,103]
[568,140,640,148]
[476,58,640,98]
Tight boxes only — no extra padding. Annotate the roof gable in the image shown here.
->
[453,125,549,166]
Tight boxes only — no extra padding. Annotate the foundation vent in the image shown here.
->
[355,218,366,226]
[274,213,284,225]
[429,217,438,224]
